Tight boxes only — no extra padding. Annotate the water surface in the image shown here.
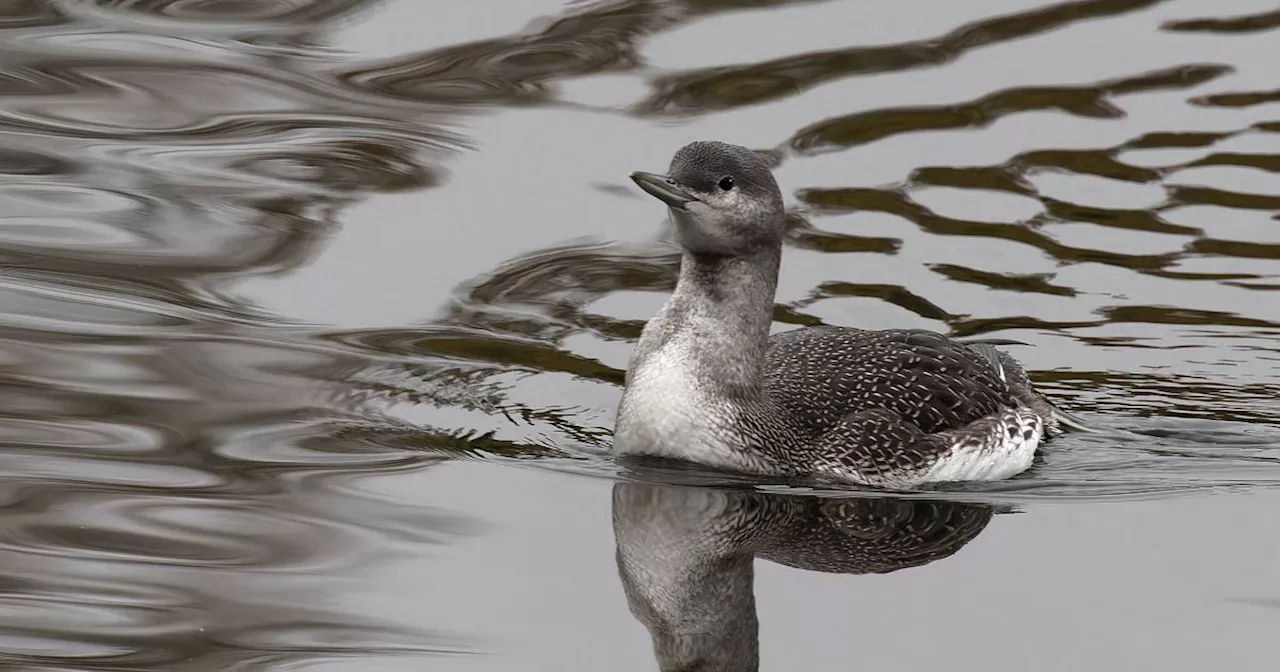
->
[1,0,1279,670]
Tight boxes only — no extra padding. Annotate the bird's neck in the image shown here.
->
[640,246,781,398]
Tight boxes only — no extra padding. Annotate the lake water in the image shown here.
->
[2,0,1279,670]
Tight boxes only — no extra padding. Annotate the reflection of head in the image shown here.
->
[613,482,993,671]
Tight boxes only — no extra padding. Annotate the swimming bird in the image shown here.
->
[614,140,1089,488]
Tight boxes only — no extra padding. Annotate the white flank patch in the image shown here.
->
[920,408,1043,484]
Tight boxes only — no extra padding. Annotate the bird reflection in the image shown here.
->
[613,482,995,671]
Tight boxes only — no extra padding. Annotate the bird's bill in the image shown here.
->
[630,171,696,210]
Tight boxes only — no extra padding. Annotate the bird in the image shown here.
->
[613,140,1093,488]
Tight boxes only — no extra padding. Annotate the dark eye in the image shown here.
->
[718,176,734,191]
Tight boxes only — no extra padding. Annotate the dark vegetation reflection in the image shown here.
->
[0,0,1278,668]
[614,481,994,671]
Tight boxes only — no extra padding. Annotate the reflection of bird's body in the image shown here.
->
[615,141,1090,487]
[613,482,994,671]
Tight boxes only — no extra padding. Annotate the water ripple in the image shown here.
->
[633,0,1165,115]
[0,0,1279,667]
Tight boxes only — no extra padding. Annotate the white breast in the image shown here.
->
[614,345,749,471]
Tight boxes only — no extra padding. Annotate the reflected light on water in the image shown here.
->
[0,0,1278,669]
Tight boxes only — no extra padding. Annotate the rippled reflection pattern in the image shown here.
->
[614,481,995,671]
[2,0,1280,668]
[0,0,478,668]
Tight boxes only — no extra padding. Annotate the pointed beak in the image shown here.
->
[630,171,695,210]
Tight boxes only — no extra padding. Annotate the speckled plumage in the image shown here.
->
[616,141,1081,487]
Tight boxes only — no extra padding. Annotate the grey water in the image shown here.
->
[1,0,1279,670]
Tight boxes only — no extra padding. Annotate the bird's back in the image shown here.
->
[763,326,1016,439]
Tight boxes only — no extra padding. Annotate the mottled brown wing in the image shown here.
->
[763,327,1015,437]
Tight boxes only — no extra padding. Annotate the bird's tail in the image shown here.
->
[1050,405,1111,434]
[961,339,1138,438]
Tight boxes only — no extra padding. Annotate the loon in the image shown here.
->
[613,140,1089,488]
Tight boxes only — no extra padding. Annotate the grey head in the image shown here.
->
[631,141,785,256]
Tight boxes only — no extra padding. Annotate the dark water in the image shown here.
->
[2,0,1279,669]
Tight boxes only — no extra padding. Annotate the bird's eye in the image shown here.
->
[718,176,735,191]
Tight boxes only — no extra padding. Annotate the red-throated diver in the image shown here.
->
[614,140,1089,487]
